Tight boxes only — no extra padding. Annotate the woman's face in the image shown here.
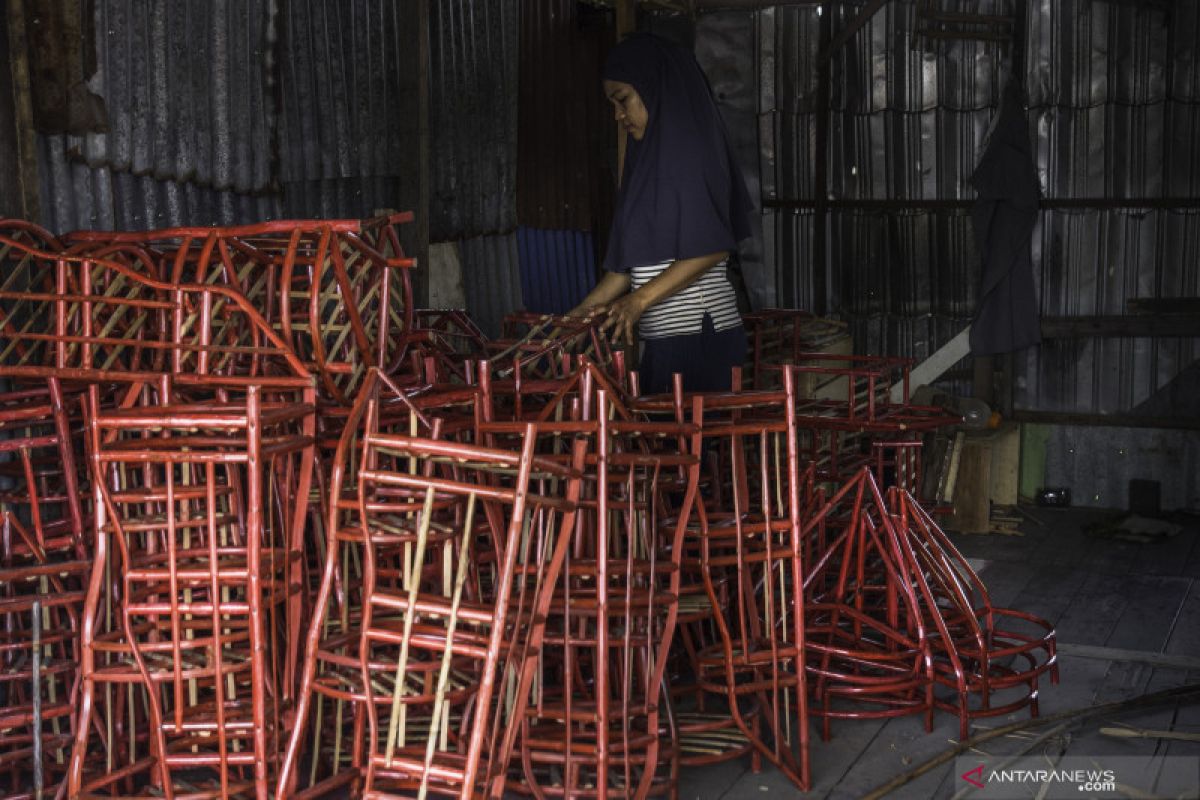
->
[604,80,648,141]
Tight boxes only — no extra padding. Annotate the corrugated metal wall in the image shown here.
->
[279,0,422,221]
[1018,0,1200,414]
[512,1,612,321]
[461,232,523,338]
[517,227,594,315]
[38,0,284,231]
[758,1,1003,367]
[517,0,612,234]
[429,0,518,241]
[23,0,1198,414]
[30,0,524,332]
[1042,425,1200,509]
[695,11,771,310]
[751,0,1200,413]
[428,0,522,334]
[34,0,424,232]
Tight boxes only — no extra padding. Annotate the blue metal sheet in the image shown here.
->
[517,227,595,315]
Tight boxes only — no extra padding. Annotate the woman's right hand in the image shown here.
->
[566,271,631,322]
[564,303,605,321]
[599,292,648,345]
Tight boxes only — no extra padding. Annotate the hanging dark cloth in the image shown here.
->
[601,33,754,273]
[969,79,1042,355]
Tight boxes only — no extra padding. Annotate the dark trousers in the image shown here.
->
[638,313,747,395]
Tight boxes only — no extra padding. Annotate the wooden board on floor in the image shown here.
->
[1005,561,1089,627]
[1166,582,1200,657]
[972,559,1037,608]
[1181,527,1200,579]
[1062,663,1182,768]
[1105,574,1193,653]
[1164,668,1200,772]
[1127,526,1200,578]
[821,713,964,800]
[1054,571,1133,646]
[794,334,854,402]
[987,423,1021,506]
[951,439,992,534]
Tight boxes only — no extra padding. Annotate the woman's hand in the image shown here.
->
[563,303,604,321]
[599,291,648,344]
[567,271,631,322]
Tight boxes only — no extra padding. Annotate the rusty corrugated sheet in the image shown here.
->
[74,0,273,193]
[828,1,1004,204]
[461,232,524,338]
[39,142,280,231]
[37,0,282,231]
[1,8,33,219]
[516,0,613,236]
[758,4,819,203]
[36,0,426,232]
[429,0,518,241]
[20,0,106,135]
[279,0,421,220]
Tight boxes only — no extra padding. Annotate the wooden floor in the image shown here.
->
[680,506,1200,799]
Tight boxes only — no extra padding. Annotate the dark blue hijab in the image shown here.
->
[602,34,754,273]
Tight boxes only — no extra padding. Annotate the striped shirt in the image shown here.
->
[629,261,742,339]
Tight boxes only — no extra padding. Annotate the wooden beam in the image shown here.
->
[3,0,40,221]
[1043,197,1200,209]
[917,10,1014,25]
[1010,410,1200,431]
[615,0,636,188]
[693,0,824,8]
[765,198,975,210]
[616,0,637,37]
[1126,297,1200,315]
[818,0,890,63]
[640,0,689,12]
[416,0,430,306]
[1056,643,1200,673]
[1040,314,1200,339]
[0,9,21,219]
[810,2,832,313]
[917,29,1012,42]
[763,197,1200,211]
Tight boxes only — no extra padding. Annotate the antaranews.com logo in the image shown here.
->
[952,755,1199,799]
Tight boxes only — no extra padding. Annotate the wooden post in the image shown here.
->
[973,355,995,404]
[1000,0,1029,418]
[811,3,833,313]
[615,0,636,187]
[1,0,41,221]
[616,0,637,38]
[415,0,431,307]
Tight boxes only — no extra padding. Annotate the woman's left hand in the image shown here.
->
[599,291,648,344]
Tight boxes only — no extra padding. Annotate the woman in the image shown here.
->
[569,33,754,395]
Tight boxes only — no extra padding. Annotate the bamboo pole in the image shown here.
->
[32,598,43,800]
[864,683,1200,800]
[418,493,476,800]
[384,487,437,766]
